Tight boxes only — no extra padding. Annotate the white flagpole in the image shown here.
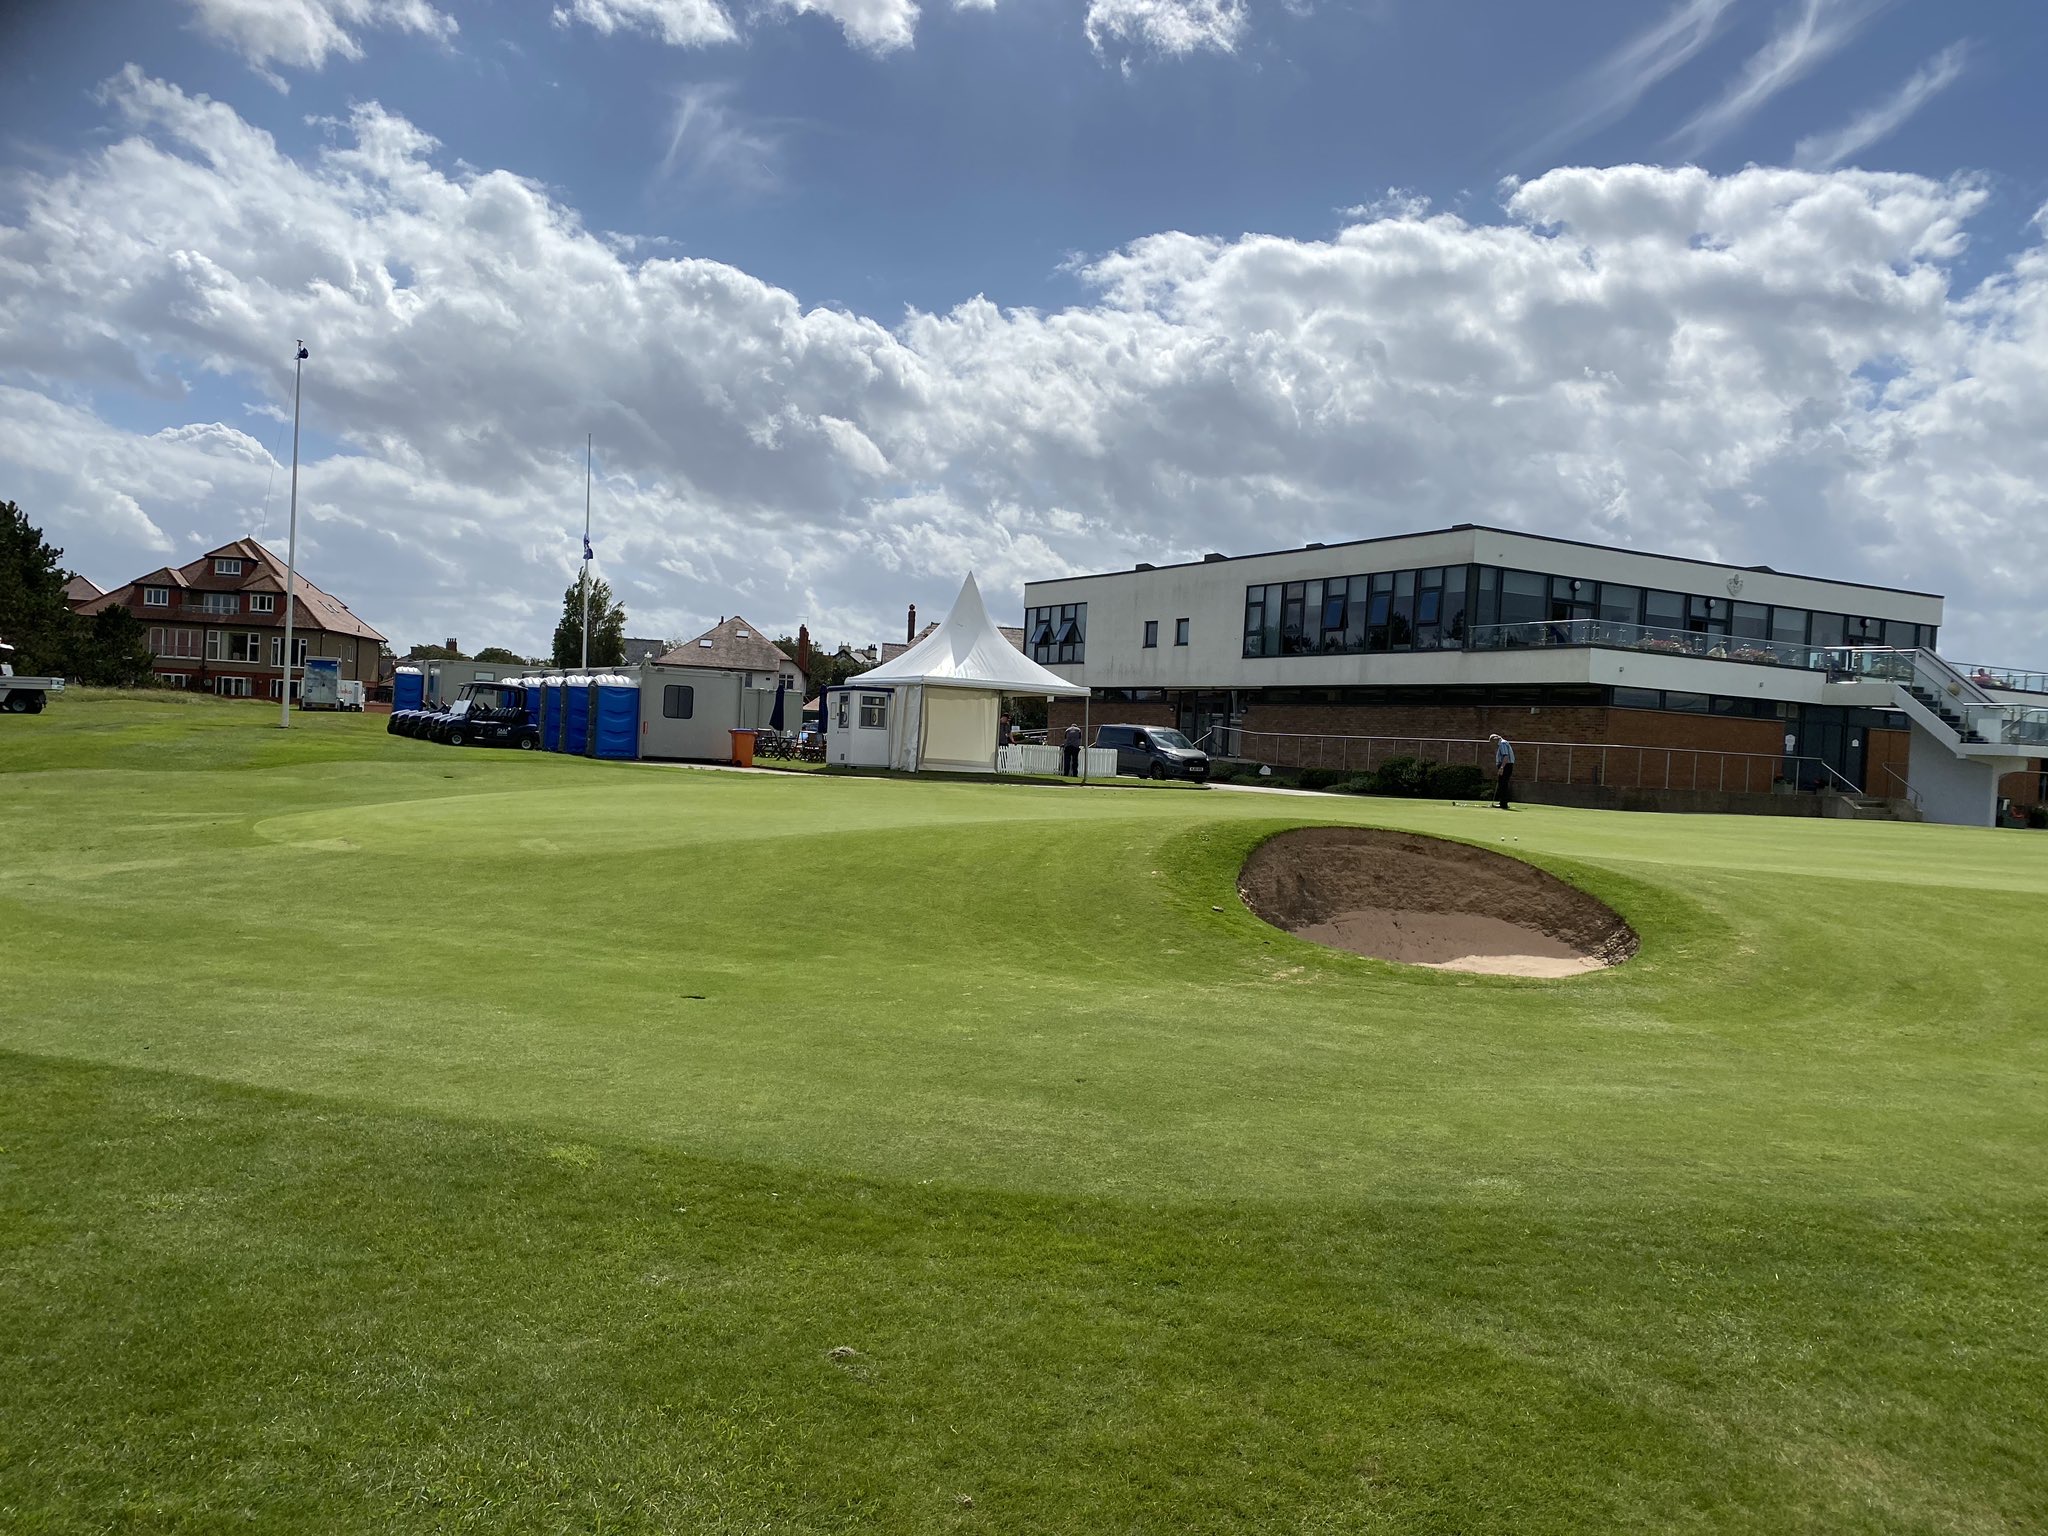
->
[580,433,591,671]
[279,340,307,728]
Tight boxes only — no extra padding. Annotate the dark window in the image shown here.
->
[1665,691,1710,713]
[1809,612,1845,647]
[1686,595,1729,636]
[1475,566,1500,628]
[1549,576,1593,622]
[1366,573,1393,650]
[1440,566,1469,648]
[860,694,888,729]
[1644,589,1684,630]
[1027,603,1086,664]
[1770,607,1808,646]
[1499,570,1545,626]
[1175,617,1190,646]
[662,684,694,719]
[1415,568,1444,649]
[1846,616,1883,646]
[1731,602,1769,640]
[1883,619,1917,648]
[1320,580,1347,634]
[1280,583,1307,654]
[1390,569,1416,649]
[1613,687,1661,710]
[1598,584,1640,625]
[1143,620,1158,648]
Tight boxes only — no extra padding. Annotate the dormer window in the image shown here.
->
[143,586,170,607]
[215,558,243,575]
[249,594,276,613]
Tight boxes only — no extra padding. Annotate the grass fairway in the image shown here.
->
[3,694,2045,1532]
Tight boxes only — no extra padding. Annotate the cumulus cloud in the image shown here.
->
[1672,0,1880,157]
[3,72,2047,663]
[1085,0,1247,61]
[182,0,456,74]
[554,0,918,53]
[1793,41,1968,171]
[551,0,739,49]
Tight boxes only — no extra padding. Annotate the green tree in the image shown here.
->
[0,500,77,675]
[406,643,465,660]
[71,603,156,686]
[474,646,526,665]
[552,574,626,668]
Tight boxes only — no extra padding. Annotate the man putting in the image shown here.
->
[1489,732,1516,809]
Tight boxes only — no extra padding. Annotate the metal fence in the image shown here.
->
[1203,726,1864,796]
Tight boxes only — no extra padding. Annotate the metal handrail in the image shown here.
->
[1878,763,1924,811]
[1949,662,2048,696]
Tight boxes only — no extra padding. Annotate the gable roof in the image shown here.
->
[82,537,386,642]
[63,574,104,606]
[652,616,801,675]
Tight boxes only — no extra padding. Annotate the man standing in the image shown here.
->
[1062,721,1083,777]
[1489,732,1516,809]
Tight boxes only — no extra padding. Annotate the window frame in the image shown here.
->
[662,684,694,720]
[214,558,244,576]
[1143,620,1159,649]
[143,586,170,608]
[1175,617,1190,647]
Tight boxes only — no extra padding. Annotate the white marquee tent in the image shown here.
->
[833,572,1089,774]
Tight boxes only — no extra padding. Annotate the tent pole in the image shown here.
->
[1082,693,1090,783]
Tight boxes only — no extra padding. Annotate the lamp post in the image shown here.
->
[279,340,308,728]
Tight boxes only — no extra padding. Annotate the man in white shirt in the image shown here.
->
[1489,733,1516,809]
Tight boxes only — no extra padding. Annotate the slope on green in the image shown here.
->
[2,695,2043,1532]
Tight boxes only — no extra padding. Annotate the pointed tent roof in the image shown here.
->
[857,574,1088,696]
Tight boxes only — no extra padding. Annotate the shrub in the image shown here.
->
[1335,775,1378,796]
[1424,762,1489,800]
[2029,804,2047,830]
[1367,756,1430,797]
[1294,768,1352,791]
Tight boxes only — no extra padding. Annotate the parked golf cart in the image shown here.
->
[437,681,537,749]
[0,639,65,714]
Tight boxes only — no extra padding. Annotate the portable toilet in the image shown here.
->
[393,665,424,713]
[516,677,542,728]
[593,674,640,760]
[539,676,562,751]
[561,675,592,755]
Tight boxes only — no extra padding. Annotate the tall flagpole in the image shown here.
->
[580,433,592,671]
[279,340,308,728]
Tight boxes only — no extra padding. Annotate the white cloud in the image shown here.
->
[551,0,739,49]
[555,0,919,53]
[1085,0,1246,61]
[182,0,456,73]
[658,83,781,190]
[1521,0,1737,164]
[4,73,2048,665]
[1793,41,1968,171]
[1672,0,1879,157]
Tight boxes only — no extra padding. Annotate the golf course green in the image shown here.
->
[3,694,2044,1532]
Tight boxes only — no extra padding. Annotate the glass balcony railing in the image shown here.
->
[1468,619,1833,669]
[1948,663,2048,696]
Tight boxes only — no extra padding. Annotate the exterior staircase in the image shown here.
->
[1904,684,1989,744]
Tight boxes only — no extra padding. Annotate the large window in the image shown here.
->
[1499,570,1545,626]
[270,636,308,666]
[149,627,202,659]
[1026,603,1086,664]
[206,631,262,663]
[1731,602,1769,641]
[1643,589,1685,630]
[1770,607,1808,645]
[200,592,239,615]
[1599,585,1640,625]
[662,684,694,719]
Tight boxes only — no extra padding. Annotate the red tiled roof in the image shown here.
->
[85,539,386,642]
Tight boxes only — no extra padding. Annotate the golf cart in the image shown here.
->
[436,681,537,749]
[0,639,65,714]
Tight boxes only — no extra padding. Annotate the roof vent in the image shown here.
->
[1203,552,1226,563]
[1135,562,1155,571]
[1304,542,1324,550]
[698,639,714,648]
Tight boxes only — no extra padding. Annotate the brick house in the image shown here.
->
[83,538,386,699]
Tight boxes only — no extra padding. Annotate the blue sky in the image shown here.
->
[2,0,2045,657]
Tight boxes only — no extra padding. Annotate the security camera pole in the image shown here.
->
[278,340,308,728]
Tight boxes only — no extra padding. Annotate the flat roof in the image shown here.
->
[1028,522,1943,601]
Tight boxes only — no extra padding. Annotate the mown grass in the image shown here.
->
[2,692,2044,1532]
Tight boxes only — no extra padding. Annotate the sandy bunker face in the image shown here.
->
[1239,827,1638,978]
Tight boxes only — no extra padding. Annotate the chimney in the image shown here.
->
[445,637,458,651]
[907,603,917,643]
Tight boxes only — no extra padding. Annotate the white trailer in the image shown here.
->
[0,641,64,714]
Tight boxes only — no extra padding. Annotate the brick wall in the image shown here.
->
[1999,761,2045,811]
[1049,697,1176,741]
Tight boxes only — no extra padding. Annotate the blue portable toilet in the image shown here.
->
[540,677,562,751]
[593,675,640,760]
[393,666,424,713]
[518,678,542,728]
[561,676,591,755]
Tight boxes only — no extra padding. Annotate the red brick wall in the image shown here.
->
[2000,761,2045,811]
[1049,697,1177,741]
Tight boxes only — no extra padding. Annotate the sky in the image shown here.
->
[1,0,2045,661]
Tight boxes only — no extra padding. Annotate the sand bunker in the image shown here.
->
[1238,827,1637,977]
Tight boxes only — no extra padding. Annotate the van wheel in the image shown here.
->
[1148,761,1165,780]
